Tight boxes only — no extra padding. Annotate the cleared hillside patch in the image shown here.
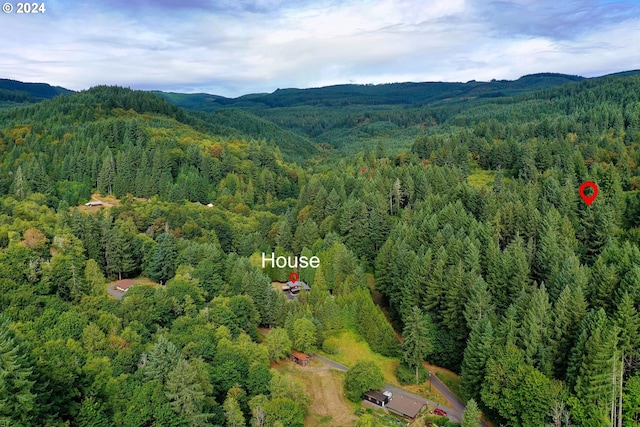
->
[276,359,358,426]
[319,329,399,384]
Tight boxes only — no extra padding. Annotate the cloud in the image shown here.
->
[0,0,638,96]
[475,0,640,40]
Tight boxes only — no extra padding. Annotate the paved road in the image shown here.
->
[313,353,484,425]
[425,367,489,427]
[313,353,348,371]
[426,371,465,421]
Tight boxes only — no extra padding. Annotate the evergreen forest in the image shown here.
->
[0,71,640,426]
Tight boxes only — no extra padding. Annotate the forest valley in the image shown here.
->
[0,72,640,426]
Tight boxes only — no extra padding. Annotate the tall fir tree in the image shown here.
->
[165,359,207,423]
[0,319,37,426]
[460,317,494,402]
[567,309,619,426]
[147,233,178,284]
[401,307,433,384]
[144,336,182,385]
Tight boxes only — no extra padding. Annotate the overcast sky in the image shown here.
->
[1,0,639,97]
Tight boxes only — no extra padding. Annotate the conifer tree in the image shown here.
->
[104,225,135,280]
[166,359,207,423]
[567,309,619,426]
[623,375,640,426]
[147,233,178,284]
[402,250,431,318]
[518,285,551,369]
[325,188,341,217]
[460,317,494,402]
[84,258,107,295]
[550,283,587,378]
[339,198,371,260]
[614,292,640,427]
[134,151,151,197]
[275,217,293,252]
[578,203,614,264]
[401,306,433,384]
[614,292,640,353]
[463,276,494,329]
[293,219,319,254]
[97,148,115,194]
[145,336,182,385]
[223,394,245,427]
[589,254,619,313]
[494,304,518,348]
[547,255,588,303]
[0,319,36,426]
[462,398,481,427]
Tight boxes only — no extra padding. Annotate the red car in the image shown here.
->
[433,408,447,417]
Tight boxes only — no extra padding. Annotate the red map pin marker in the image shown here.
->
[579,182,598,206]
[289,272,299,283]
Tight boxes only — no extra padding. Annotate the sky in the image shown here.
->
[1,0,639,97]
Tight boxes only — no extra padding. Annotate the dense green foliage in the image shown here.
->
[1,71,640,425]
[343,360,385,402]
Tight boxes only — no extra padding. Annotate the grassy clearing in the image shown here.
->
[270,281,285,292]
[107,277,158,289]
[276,359,358,426]
[467,168,494,190]
[319,329,400,384]
[318,331,456,408]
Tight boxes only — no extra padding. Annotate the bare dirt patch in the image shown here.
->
[78,193,150,213]
[79,193,118,212]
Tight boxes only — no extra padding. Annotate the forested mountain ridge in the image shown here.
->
[153,71,640,158]
[0,78,72,99]
[1,72,640,426]
[154,72,587,111]
[0,83,318,161]
[0,78,72,107]
[0,85,315,198]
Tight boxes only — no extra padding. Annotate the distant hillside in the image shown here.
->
[0,85,303,206]
[0,82,316,162]
[149,93,320,160]
[599,69,640,78]
[0,78,72,100]
[151,91,232,111]
[192,108,319,160]
[155,71,640,157]
[154,73,586,112]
